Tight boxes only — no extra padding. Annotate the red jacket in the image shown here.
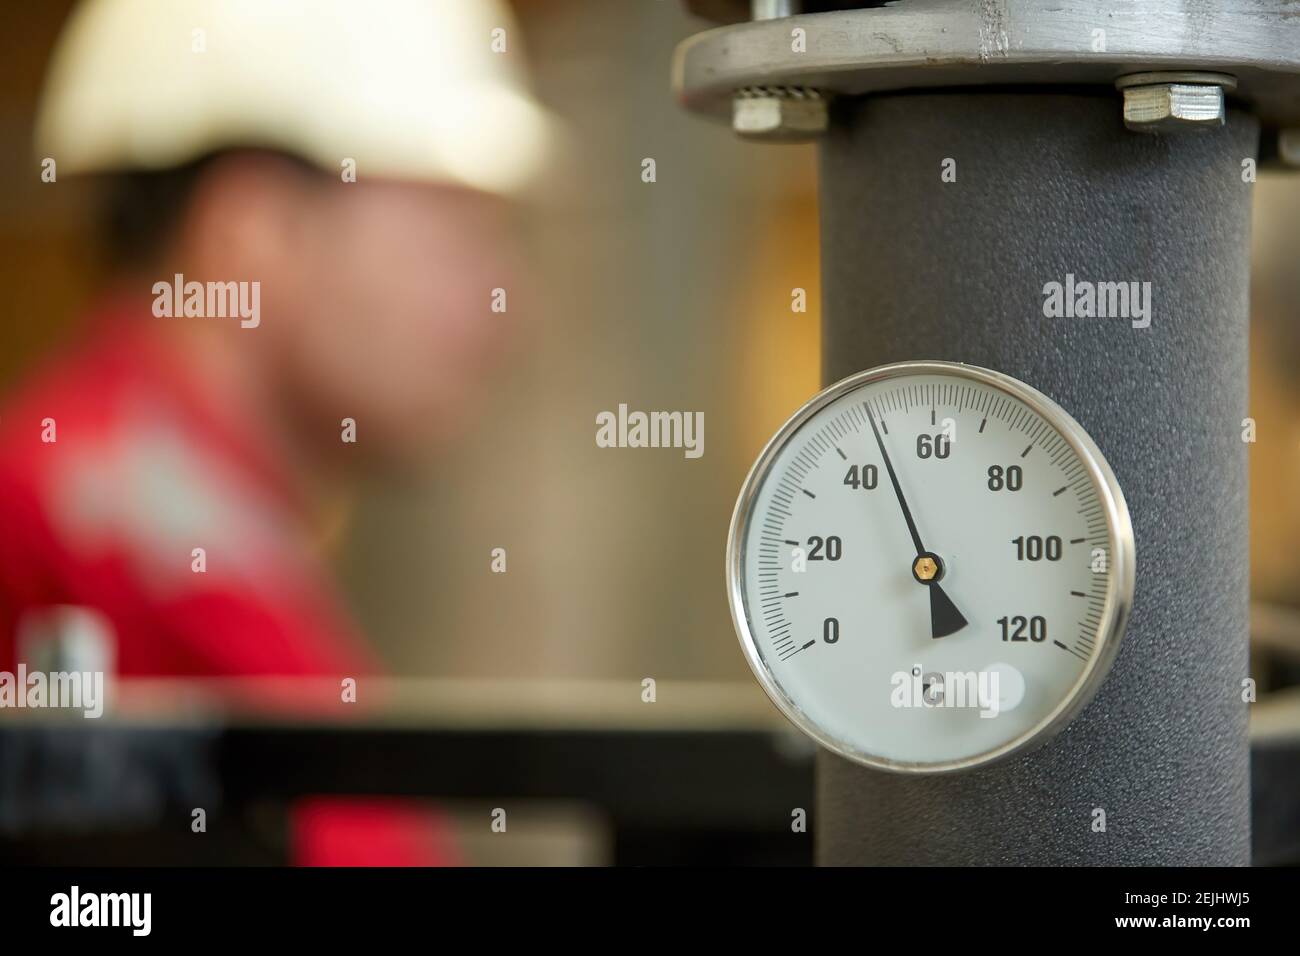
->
[0,300,454,865]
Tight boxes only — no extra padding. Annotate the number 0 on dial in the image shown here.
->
[726,361,1135,773]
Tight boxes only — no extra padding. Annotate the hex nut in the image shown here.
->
[732,86,827,142]
[1278,128,1300,167]
[1121,83,1227,133]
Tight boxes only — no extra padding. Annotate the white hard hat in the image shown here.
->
[35,0,553,195]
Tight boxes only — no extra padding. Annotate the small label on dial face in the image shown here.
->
[731,365,1132,772]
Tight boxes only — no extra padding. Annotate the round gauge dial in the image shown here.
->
[727,361,1135,773]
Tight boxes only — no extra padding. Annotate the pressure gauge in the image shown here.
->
[727,361,1134,773]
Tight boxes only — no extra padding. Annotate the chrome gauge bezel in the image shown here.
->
[725,361,1136,774]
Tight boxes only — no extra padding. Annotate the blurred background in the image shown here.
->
[1,0,822,682]
[0,1,1296,865]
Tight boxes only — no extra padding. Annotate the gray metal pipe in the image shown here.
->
[816,91,1255,865]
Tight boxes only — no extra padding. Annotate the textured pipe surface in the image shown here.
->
[817,92,1255,865]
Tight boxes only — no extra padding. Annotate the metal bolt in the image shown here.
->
[751,0,798,18]
[912,555,939,583]
[732,86,827,142]
[1278,129,1300,167]
[1115,72,1236,134]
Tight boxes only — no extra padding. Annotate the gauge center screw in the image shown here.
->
[911,552,945,585]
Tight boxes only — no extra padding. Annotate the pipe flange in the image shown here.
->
[672,0,1300,132]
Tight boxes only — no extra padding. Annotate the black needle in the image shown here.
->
[866,405,924,556]
[864,404,969,639]
[927,581,969,639]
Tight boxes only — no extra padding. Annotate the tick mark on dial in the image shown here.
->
[862,402,889,434]
[835,446,847,460]
[1053,640,1090,662]
[801,489,816,499]
[781,640,816,661]
[1021,444,1033,458]
[1052,485,1069,496]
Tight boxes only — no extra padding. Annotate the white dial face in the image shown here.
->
[728,362,1134,773]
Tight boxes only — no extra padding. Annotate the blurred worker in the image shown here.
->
[0,0,551,864]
